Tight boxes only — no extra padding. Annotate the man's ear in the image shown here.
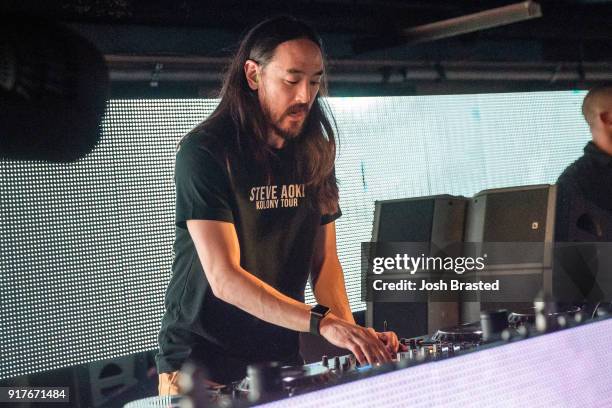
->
[244,60,260,91]
[600,110,612,127]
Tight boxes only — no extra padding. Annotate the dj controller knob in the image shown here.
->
[341,358,349,372]
[501,329,512,341]
[480,309,509,342]
[333,356,341,371]
[345,355,356,371]
[574,312,584,323]
[516,325,528,338]
[557,315,567,328]
[535,313,548,333]
[321,355,328,368]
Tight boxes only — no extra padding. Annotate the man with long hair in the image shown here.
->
[156,16,402,394]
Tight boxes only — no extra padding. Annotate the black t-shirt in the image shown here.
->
[556,141,612,241]
[156,123,340,383]
[555,141,612,303]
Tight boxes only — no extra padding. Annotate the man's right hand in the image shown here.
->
[319,313,393,366]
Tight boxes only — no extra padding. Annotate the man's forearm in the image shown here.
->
[213,265,312,332]
[313,259,355,324]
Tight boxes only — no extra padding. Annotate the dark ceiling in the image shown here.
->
[4,0,611,96]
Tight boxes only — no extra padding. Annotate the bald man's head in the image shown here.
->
[582,85,612,129]
[582,85,612,155]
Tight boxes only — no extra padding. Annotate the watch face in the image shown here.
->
[311,304,330,317]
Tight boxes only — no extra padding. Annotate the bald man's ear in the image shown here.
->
[600,111,612,127]
[244,60,260,91]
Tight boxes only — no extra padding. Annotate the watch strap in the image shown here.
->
[309,304,330,336]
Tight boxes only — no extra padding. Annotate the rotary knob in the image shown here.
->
[333,356,341,371]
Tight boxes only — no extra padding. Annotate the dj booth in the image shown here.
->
[125,313,612,407]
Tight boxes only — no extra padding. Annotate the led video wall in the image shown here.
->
[0,91,589,378]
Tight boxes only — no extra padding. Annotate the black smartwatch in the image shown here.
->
[309,304,331,336]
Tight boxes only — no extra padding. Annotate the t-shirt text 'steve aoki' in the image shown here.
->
[249,183,306,209]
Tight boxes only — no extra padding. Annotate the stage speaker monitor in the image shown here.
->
[462,184,557,322]
[366,195,468,338]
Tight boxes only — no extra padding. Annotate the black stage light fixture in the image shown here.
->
[0,17,109,162]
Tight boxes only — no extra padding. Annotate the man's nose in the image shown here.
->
[295,80,310,104]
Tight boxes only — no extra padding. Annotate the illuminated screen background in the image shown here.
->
[0,91,590,378]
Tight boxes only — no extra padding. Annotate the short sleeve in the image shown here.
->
[320,168,341,225]
[321,207,342,225]
[174,137,234,228]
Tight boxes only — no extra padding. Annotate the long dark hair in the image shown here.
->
[191,15,339,214]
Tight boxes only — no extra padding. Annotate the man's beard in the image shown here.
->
[263,103,310,141]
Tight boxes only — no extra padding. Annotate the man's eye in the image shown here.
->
[286,80,298,85]
[310,81,321,86]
